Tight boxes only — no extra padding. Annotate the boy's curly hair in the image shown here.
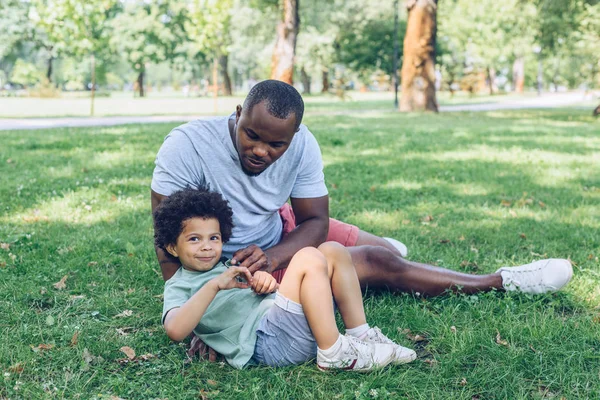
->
[153,187,234,261]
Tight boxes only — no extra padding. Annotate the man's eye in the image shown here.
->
[270,142,285,149]
[246,130,258,140]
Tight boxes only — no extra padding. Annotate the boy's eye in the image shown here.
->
[189,237,199,242]
[210,235,220,241]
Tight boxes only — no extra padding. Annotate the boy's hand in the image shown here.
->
[251,271,278,295]
[213,266,253,290]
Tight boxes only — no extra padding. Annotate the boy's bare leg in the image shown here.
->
[317,242,367,329]
[277,247,340,349]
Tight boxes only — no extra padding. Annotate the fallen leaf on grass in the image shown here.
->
[110,396,126,400]
[114,310,133,318]
[422,215,434,222]
[0,243,10,250]
[71,331,79,346]
[120,346,136,360]
[88,261,98,267]
[402,219,411,225]
[116,353,156,365]
[31,344,54,352]
[538,201,546,208]
[199,389,209,400]
[501,200,512,207]
[450,326,457,333]
[53,275,68,290]
[0,261,6,268]
[495,331,509,347]
[116,327,135,336]
[460,378,467,386]
[588,254,595,260]
[529,344,537,353]
[439,239,450,244]
[207,379,218,387]
[519,233,527,239]
[509,210,517,217]
[424,358,438,366]
[9,362,24,373]
[458,235,465,241]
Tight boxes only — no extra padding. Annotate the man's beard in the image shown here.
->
[240,158,265,177]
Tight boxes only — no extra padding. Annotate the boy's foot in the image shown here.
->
[317,335,396,372]
[383,237,408,257]
[496,259,573,294]
[361,327,417,365]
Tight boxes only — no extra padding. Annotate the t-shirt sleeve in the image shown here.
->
[162,278,191,324]
[290,128,329,199]
[151,128,206,196]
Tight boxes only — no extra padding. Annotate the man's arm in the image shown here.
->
[151,189,181,281]
[234,195,329,273]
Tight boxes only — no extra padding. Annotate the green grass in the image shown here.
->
[0,90,544,118]
[1,109,599,399]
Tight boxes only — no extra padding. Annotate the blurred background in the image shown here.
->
[0,0,599,116]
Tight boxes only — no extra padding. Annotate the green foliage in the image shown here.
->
[332,1,405,82]
[9,59,43,87]
[110,0,189,73]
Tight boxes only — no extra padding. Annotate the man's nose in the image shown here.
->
[252,144,268,158]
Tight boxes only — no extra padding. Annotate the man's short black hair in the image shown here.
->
[153,187,234,261]
[243,79,304,131]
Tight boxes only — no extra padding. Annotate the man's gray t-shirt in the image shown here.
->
[151,116,328,258]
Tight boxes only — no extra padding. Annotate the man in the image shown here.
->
[151,80,572,356]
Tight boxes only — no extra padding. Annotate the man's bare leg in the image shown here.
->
[355,230,405,256]
[348,245,503,296]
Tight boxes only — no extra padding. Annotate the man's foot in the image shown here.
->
[317,335,396,372]
[496,259,573,294]
[360,327,417,365]
[383,237,408,257]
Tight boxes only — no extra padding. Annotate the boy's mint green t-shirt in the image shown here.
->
[162,261,275,369]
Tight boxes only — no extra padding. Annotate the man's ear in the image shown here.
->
[166,244,178,258]
[235,104,242,122]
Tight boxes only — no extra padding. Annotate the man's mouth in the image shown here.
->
[245,156,265,168]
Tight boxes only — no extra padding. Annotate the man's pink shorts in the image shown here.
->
[271,204,359,283]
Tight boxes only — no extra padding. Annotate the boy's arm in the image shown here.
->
[163,266,253,341]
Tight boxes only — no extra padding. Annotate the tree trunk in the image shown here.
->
[300,66,311,94]
[90,54,96,116]
[137,67,145,98]
[46,56,53,83]
[219,53,233,96]
[399,0,438,112]
[512,57,524,93]
[321,68,329,93]
[270,0,299,84]
[486,66,496,95]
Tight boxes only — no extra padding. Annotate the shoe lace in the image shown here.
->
[346,336,372,358]
[503,265,543,289]
[368,327,394,345]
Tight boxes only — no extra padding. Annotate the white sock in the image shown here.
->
[318,334,343,357]
[346,323,370,339]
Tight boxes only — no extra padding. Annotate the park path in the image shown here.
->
[0,92,589,131]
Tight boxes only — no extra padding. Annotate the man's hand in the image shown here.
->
[231,244,273,273]
[251,271,278,295]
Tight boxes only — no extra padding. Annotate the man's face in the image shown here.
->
[233,101,297,176]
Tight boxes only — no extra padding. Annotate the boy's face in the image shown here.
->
[166,217,223,272]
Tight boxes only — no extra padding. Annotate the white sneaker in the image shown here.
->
[317,335,396,372]
[361,327,417,365]
[384,237,408,257]
[496,259,573,294]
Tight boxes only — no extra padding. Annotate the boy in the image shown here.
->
[154,187,416,371]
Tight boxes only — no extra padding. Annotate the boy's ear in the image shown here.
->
[166,244,178,258]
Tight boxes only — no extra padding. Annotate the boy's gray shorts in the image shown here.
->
[252,292,317,367]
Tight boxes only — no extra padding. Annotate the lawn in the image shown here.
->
[0,90,542,118]
[1,109,599,399]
